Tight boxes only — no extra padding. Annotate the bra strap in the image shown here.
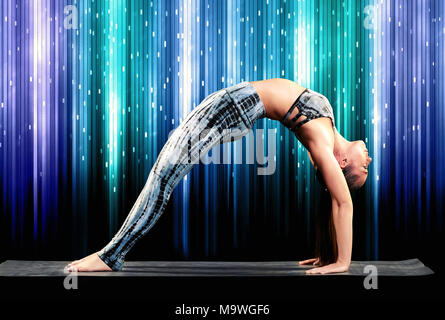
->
[282,101,298,124]
[291,117,312,132]
[290,112,304,123]
[281,88,309,123]
[288,112,305,131]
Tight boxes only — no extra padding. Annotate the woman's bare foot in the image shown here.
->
[66,252,112,272]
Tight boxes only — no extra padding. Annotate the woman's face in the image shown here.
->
[348,140,372,186]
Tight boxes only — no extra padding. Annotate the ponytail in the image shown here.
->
[314,170,338,266]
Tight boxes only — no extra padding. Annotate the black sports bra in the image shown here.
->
[281,88,336,134]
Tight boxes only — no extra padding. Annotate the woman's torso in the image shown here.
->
[249,78,335,150]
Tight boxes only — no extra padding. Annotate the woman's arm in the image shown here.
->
[304,143,353,274]
[330,201,353,265]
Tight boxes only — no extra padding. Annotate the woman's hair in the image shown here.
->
[314,188,337,266]
[314,165,360,266]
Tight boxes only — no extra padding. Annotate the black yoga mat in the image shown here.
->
[0,259,433,277]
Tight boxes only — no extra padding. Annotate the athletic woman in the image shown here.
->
[66,78,372,275]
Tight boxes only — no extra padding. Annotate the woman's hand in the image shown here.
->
[299,258,320,266]
[305,261,350,275]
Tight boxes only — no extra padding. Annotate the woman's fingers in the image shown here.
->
[299,258,317,265]
[305,263,348,275]
[306,266,328,274]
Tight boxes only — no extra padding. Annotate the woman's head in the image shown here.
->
[316,139,372,191]
[341,140,372,190]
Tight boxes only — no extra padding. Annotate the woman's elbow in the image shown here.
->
[338,201,353,215]
[333,199,353,211]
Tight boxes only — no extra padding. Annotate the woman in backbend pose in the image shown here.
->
[67,78,372,275]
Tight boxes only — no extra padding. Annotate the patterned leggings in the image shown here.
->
[97,81,266,270]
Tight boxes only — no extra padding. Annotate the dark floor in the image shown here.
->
[0,259,442,311]
[0,258,434,277]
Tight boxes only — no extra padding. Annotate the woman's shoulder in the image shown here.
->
[298,118,336,152]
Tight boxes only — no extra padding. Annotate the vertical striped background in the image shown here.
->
[0,0,444,261]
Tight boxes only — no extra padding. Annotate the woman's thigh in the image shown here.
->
[151,89,253,189]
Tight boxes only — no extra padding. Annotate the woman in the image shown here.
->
[66,78,372,274]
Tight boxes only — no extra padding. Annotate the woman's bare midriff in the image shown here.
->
[249,78,307,121]
[249,78,335,150]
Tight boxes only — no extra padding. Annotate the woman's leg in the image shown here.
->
[68,82,266,271]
